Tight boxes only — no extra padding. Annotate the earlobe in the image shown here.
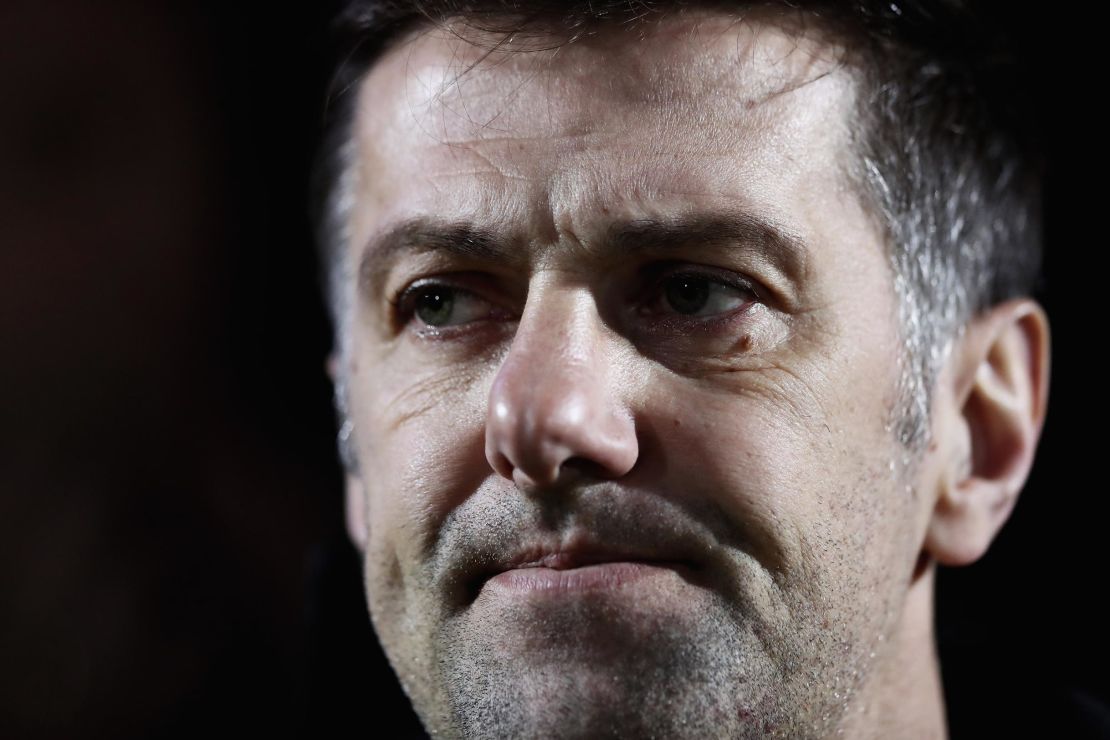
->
[924,298,1050,567]
[346,474,369,551]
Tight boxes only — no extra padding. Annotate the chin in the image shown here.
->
[424,593,804,740]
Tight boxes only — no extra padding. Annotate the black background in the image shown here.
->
[0,2,1103,738]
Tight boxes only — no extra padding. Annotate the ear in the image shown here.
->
[326,352,369,552]
[924,298,1050,566]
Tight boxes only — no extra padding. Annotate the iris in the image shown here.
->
[415,287,454,326]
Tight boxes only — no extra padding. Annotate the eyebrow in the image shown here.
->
[605,212,808,284]
[359,220,506,300]
[358,210,808,300]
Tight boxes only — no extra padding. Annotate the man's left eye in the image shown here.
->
[645,272,754,318]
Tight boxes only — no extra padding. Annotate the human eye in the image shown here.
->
[637,266,757,322]
[391,278,512,334]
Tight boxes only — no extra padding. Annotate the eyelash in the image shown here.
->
[389,278,510,337]
[389,267,759,335]
[639,266,758,316]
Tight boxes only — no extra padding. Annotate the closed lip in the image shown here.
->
[467,540,702,599]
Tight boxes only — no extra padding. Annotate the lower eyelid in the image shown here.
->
[643,303,754,329]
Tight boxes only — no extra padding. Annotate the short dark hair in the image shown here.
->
[312,0,1043,459]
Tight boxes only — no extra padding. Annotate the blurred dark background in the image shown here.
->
[0,1,1103,738]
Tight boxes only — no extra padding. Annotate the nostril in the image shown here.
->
[509,459,595,494]
[559,457,608,480]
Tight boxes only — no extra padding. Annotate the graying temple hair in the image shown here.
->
[312,0,1043,471]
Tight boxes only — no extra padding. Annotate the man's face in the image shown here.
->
[342,12,934,738]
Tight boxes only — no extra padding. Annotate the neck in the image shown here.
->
[839,565,948,739]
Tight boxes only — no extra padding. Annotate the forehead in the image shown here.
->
[349,10,865,261]
[362,12,850,122]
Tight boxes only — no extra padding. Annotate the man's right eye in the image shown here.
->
[395,281,506,330]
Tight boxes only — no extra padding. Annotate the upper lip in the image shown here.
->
[437,486,738,606]
[464,536,701,597]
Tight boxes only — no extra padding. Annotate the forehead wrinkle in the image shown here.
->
[393,28,566,144]
[354,9,865,291]
[383,11,851,147]
[410,73,849,178]
[360,16,859,213]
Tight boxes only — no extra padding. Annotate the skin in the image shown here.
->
[335,10,1050,738]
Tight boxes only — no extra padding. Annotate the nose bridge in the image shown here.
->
[485,282,637,489]
[510,284,596,383]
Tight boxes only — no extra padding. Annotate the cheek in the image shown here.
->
[642,387,825,568]
[353,354,493,568]
[640,364,912,577]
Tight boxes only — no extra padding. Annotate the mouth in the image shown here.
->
[467,544,701,602]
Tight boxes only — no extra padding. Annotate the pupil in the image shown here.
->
[416,289,453,326]
[666,277,709,314]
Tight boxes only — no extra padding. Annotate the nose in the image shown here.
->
[485,286,638,490]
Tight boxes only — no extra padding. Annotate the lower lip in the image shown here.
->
[483,561,688,595]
